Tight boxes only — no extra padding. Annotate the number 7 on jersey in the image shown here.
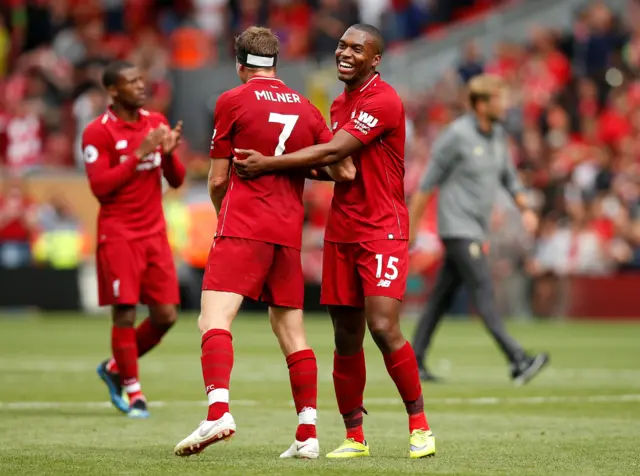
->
[269,113,299,156]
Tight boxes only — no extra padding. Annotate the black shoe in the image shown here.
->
[511,353,549,386]
[419,366,442,382]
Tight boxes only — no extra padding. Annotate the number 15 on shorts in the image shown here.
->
[375,254,399,288]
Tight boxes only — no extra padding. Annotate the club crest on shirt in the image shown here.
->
[469,242,481,259]
[83,145,98,164]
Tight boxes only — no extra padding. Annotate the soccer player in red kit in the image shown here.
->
[234,24,436,459]
[82,61,185,419]
[173,27,354,459]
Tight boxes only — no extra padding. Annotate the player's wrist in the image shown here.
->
[134,149,148,161]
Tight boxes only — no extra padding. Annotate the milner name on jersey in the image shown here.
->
[254,90,303,104]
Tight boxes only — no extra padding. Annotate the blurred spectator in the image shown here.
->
[388,0,432,42]
[0,175,38,268]
[312,0,359,60]
[597,87,632,150]
[457,40,484,83]
[0,98,45,173]
[72,83,106,168]
[269,0,313,60]
[33,193,85,269]
[583,2,624,80]
[38,193,78,232]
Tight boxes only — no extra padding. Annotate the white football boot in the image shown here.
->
[174,413,236,456]
[280,438,320,459]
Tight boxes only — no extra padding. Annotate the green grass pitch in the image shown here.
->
[0,313,639,475]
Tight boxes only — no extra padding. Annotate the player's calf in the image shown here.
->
[270,307,319,445]
[176,290,243,456]
[110,305,148,409]
[366,297,432,437]
[330,307,368,444]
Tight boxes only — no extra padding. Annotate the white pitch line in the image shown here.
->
[1,394,639,411]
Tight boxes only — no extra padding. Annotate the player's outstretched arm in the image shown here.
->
[208,158,231,215]
[234,130,363,178]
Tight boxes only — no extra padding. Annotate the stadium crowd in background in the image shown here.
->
[0,0,639,317]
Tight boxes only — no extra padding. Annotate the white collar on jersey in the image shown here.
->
[359,73,380,93]
[102,107,149,124]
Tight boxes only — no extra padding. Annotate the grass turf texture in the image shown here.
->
[0,314,639,475]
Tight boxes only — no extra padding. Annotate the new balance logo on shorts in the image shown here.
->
[377,279,392,288]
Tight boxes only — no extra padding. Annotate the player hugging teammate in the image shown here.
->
[230,23,435,459]
[173,26,355,459]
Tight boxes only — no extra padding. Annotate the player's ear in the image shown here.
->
[106,85,117,103]
[372,54,381,69]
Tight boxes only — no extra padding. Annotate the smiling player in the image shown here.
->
[234,24,435,459]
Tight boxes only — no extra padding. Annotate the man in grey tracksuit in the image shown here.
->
[408,74,549,385]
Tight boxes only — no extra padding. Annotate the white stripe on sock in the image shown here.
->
[124,382,140,393]
[298,407,317,425]
[207,388,229,406]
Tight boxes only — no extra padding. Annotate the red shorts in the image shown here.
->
[202,236,304,309]
[321,240,409,308]
[96,232,180,306]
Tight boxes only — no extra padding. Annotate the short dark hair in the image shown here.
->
[350,23,385,55]
[235,26,279,67]
[102,61,135,89]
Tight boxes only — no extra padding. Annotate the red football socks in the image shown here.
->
[383,341,430,432]
[107,317,173,373]
[286,349,318,441]
[201,329,233,421]
[111,326,143,402]
[333,348,367,443]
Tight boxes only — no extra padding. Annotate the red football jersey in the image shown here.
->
[210,76,332,249]
[325,73,409,243]
[82,107,185,243]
